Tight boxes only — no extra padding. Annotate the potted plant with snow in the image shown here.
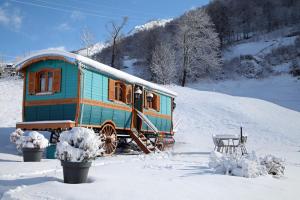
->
[10,129,49,162]
[56,127,103,184]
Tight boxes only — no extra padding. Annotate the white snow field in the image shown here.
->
[223,34,297,61]
[0,75,300,200]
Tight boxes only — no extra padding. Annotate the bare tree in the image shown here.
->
[80,27,95,57]
[106,17,128,69]
[176,9,221,86]
[150,42,176,84]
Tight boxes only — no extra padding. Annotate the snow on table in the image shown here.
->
[214,134,239,139]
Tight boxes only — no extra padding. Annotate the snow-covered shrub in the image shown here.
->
[209,151,267,178]
[10,130,49,151]
[231,152,267,178]
[10,128,24,144]
[265,44,299,67]
[56,127,104,162]
[260,155,285,177]
[209,151,236,175]
[238,59,264,78]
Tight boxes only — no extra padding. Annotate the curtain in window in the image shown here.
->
[115,83,124,101]
[48,72,53,91]
[40,73,46,92]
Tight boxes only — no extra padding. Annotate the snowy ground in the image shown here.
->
[0,75,300,200]
[223,34,297,61]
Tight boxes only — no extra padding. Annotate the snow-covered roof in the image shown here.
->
[14,50,177,97]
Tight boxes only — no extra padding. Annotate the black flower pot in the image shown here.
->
[61,161,92,184]
[22,148,44,162]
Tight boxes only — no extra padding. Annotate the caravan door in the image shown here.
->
[133,85,143,131]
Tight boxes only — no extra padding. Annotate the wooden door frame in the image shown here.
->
[131,84,143,130]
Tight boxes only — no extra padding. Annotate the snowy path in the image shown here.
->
[0,76,300,199]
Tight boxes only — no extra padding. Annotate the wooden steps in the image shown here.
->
[130,109,162,154]
[129,128,158,154]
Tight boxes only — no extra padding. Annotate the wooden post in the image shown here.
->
[240,126,243,142]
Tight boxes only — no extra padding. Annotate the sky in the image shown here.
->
[0,0,208,62]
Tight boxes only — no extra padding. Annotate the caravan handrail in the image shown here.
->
[135,109,159,133]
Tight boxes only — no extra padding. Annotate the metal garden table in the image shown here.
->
[213,134,242,154]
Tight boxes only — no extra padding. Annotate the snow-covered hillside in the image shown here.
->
[223,36,297,61]
[0,76,300,199]
[173,75,300,153]
[133,19,172,33]
[76,42,107,57]
[121,57,151,79]
[221,27,300,79]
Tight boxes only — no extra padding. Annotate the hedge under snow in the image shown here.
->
[261,154,285,177]
[56,127,104,162]
[209,151,285,178]
[10,129,49,151]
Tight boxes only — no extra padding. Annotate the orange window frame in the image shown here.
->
[36,69,54,93]
[145,92,159,111]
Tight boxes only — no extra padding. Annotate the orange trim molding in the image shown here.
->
[143,110,172,120]
[142,130,170,135]
[24,98,133,113]
[81,99,132,112]
[25,98,78,106]
[79,124,130,131]
[16,121,75,130]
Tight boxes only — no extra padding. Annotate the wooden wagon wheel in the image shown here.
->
[100,124,118,156]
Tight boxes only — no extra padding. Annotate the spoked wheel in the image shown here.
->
[100,124,118,156]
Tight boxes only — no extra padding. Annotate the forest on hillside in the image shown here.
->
[207,0,300,46]
[92,0,300,85]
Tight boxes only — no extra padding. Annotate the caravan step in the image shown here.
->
[129,129,151,154]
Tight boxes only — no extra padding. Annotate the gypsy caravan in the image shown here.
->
[14,50,177,155]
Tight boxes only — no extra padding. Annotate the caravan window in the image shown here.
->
[37,70,54,93]
[28,68,61,95]
[115,82,125,102]
[108,79,132,104]
[145,92,160,112]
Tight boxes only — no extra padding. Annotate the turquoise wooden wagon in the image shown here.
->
[15,50,177,155]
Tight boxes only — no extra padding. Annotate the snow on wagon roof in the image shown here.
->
[14,50,177,97]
